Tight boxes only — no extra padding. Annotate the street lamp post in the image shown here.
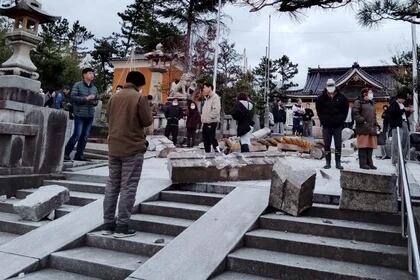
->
[412,21,418,127]
[264,15,272,129]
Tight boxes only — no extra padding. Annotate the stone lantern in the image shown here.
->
[0,1,67,176]
[0,0,58,105]
[145,43,174,103]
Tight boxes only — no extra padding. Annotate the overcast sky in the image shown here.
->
[41,0,415,88]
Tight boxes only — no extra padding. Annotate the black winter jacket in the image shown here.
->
[388,100,409,130]
[315,90,349,129]
[232,101,254,137]
[272,105,286,123]
[164,105,183,126]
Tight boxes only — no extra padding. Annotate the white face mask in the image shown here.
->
[326,86,336,94]
[368,92,374,100]
[190,105,196,110]
[173,102,178,106]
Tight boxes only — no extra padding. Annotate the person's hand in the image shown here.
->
[86,95,96,101]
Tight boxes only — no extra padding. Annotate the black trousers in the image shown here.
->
[187,128,196,147]
[322,127,343,154]
[202,123,218,153]
[165,125,179,145]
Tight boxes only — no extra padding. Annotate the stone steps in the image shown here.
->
[177,183,235,195]
[0,212,48,235]
[16,189,102,206]
[130,213,193,236]
[226,248,413,280]
[306,204,401,226]
[160,190,224,206]
[245,229,408,270]
[50,246,146,280]
[43,180,106,195]
[213,271,276,280]
[140,200,210,220]
[62,172,108,184]
[8,268,101,280]
[86,231,173,257]
[260,213,404,246]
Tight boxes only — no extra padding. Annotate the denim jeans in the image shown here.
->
[65,116,93,158]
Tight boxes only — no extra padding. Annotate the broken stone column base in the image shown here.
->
[168,151,284,183]
[269,159,316,216]
[339,168,398,213]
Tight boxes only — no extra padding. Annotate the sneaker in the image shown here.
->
[64,154,71,161]
[113,225,136,238]
[101,222,116,235]
[323,164,331,169]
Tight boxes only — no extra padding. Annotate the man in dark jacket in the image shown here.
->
[64,68,98,161]
[315,79,349,169]
[389,88,413,165]
[272,100,286,135]
[103,71,153,238]
[164,98,183,145]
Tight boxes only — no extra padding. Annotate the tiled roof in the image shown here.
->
[289,62,404,98]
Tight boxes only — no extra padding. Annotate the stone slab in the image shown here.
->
[340,168,397,194]
[129,185,270,280]
[0,75,41,96]
[339,189,398,213]
[269,159,316,216]
[168,151,285,183]
[14,185,70,221]
[0,122,38,136]
[0,251,38,280]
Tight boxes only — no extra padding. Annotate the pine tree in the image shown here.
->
[116,0,183,57]
[91,37,120,93]
[241,0,420,25]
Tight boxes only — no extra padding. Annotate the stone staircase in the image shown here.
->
[12,179,228,279]
[213,204,413,280]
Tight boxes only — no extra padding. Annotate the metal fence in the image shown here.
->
[397,127,420,278]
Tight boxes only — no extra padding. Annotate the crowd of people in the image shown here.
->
[46,68,413,238]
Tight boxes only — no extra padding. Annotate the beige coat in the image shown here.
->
[201,93,221,124]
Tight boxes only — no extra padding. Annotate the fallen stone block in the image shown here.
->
[14,185,70,221]
[339,168,398,213]
[269,159,316,216]
[168,151,284,183]
[147,135,176,158]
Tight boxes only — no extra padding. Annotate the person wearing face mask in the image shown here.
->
[315,78,349,169]
[352,88,379,169]
[164,98,183,146]
[186,102,201,147]
[389,87,413,165]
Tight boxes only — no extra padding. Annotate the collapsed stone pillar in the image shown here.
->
[168,151,284,183]
[269,159,317,216]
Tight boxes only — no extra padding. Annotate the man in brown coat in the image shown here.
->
[102,71,153,238]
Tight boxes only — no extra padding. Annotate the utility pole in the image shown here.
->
[264,15,272,128]
[412,16,419,127]
[212,0,222,93]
